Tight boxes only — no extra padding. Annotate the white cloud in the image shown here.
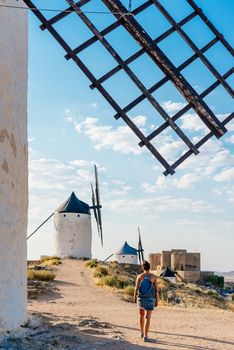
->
[158,139,184,161]
[162,100,186,114]
[226,186,234,203]
[175,173,201,188]
[133,115,147,127]
[66,115,147,155]
[108,186,132,196]
[180,113,208,132]
[180,139,234,176]
[227,121,234,131]
[28,153,100,216]
[91,102,98,109]
[142,172,201,193]
[212,188,222,196]
[105,196,221,214]
[176,218,198,226]
[141,175,168,193]
[70,160,94,167]
[225,135,234,144]
[214,168,234,182]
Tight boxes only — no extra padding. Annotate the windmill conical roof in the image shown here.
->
[56,192,90,214]
[160,267,176,277]
[116,241,138,255]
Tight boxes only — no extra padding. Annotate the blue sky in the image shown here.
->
[26,0,234,271]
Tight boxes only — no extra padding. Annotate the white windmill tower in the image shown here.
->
[28,164,103,258]
[104,227,145,265]
[54,191,92,258]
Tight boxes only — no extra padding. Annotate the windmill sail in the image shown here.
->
[90,164,103,246]
[91,183,100,236]
[138,227,144,263]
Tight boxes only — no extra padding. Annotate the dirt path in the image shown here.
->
[27,259,234,350]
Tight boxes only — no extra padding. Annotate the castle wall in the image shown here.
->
[185,253,200,271]
[171,252,186,271]
[161,251,171,268]
[149,253,161,270]
[0,0,28,331]
[177,271,201,283]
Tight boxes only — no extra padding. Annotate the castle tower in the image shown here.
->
[0,0,28,331]
[54,192,92,258]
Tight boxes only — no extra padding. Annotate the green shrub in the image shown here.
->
[41,258,61,266]
[206,275,224,288]
[28,270,55,281]
[40,256,50,263]
[195,289,202,295]
[93,266,108,278]
[85,259,98,268]
[98,275,131,289]
[123,285,135,296]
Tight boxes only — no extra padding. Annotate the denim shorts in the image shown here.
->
[137,297,155,310]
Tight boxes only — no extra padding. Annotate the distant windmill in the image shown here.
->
[27,164,103,259]
[104,227,145,265]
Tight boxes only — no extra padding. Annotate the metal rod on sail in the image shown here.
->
[104,253,114,261]
[27,213,54,240]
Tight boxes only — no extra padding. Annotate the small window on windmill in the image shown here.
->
[63,214,66,217]
[77,214,80,218]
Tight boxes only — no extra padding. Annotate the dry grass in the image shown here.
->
[40,256,61,266]
[28,270,56,281]
[97,275,132,289]
[85,259,98,268]
[93,266,108,278]
[86,260,233,311]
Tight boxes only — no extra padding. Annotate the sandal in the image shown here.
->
[144,336,150,342]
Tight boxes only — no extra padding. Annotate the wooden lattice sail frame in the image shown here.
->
[22,0,233,175]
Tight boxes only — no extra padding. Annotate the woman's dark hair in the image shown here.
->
[142,260,150,271]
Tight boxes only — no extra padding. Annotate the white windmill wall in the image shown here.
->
[0,0,28,331]
[114,254,138,264]
[54,213,92,258]
[164,277,176,284]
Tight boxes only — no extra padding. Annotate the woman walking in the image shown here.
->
[134,260,158,342]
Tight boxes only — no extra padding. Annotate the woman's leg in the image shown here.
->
[144,310,152,337]
[139,308,145,334]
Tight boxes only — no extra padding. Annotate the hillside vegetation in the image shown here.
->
[27,256,61,298]
[85,259,234,311]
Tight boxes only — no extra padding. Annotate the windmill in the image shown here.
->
[27,164,103,258]
[104,227,145,265]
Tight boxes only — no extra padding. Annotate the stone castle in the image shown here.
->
[149,249,201,282]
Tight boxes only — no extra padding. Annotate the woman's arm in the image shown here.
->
[134,276,140,303]
[154,277,159,306]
